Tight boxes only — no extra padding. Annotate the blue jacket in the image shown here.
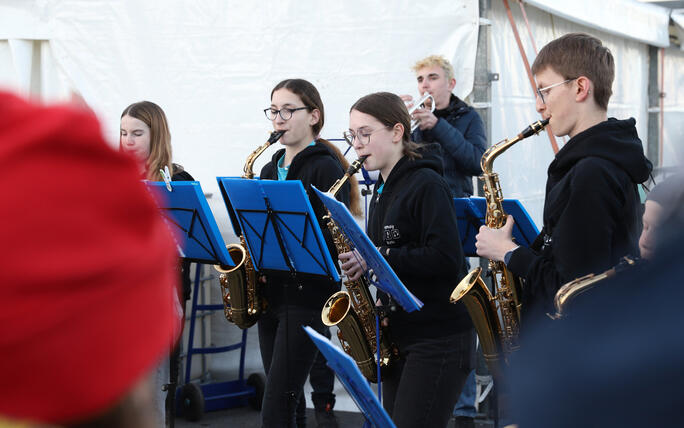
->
[412,94,486,197]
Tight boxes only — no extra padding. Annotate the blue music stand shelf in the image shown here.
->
[145,180,263,420]
[312,186,422,312]
[304,327,396,428]
[217,177,340,283]
[453,197,539,257]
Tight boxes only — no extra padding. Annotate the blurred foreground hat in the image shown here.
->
[0,91,180,424]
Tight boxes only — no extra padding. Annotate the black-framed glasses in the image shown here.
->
[536,78,577,104]
[264,106,309,121]
[343,127,389,146]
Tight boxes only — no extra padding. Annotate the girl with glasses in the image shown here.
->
[258,78,361,427]
[340,92,475,428]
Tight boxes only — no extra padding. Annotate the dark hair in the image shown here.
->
[531,33,614,110]
[271,79,362,217]
[271,78,324,136]
[120,101,172,181]
[350,92,421,159]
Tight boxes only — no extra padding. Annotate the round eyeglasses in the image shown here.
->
[343,127,389,146]
[264,106,309,121]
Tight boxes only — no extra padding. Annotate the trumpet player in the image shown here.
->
[475,33,652,328]
[340,92,474,428]
[400,54,486,198]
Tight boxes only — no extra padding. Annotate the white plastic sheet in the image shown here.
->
[0,0,479,241]
[662,48,684,167]
[524,0,670,48]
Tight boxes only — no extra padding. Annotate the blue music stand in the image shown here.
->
[145,181,262,418]
[312,187,422,312]
[304,327,396,428]
[146,181,235,267]
[217,178,340,283]
[453,197,539,257]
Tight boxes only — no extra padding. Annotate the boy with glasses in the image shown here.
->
[475,33,652,327]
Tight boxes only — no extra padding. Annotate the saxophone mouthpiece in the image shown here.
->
[346,155,369,175]
[268,130,286,143]
[520,118,551,139]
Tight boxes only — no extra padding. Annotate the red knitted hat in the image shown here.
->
[0,91,181,424]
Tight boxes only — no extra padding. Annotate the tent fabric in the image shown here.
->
[524,0,671,48]
[662,48,684,168]
[0,0,681,229]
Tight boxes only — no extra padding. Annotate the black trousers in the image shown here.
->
[258,305,326,428]
[383,330,476,428]
[295,327,336,427]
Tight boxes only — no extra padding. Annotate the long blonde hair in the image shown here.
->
[120,101,172,181]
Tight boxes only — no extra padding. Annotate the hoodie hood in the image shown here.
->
[550,118,652,184]
[380,142,444,189]
[267,140,338,179]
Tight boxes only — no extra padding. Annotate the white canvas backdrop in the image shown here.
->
[662,48,684,168]
[0,0,480,242]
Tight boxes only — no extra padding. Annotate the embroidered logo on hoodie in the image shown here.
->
[383,225,401,245]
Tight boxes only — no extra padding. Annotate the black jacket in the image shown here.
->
[259,141,350,309]
[368,144,472,346]
[508,118,652,322]
[412,94,487,197]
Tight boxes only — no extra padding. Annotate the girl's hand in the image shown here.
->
[339,249,367,281]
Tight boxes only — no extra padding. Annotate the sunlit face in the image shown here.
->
[415,65,455,110]
[120,115,151,162]
[639,200,664,260]
[534,67,578,138]
[269,88,319,147]
[348,109,403,179]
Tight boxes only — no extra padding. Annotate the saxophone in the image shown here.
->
[320,156,396,383]
[449,119,548,376]
[214,130,285,329]
[548,256,639,319]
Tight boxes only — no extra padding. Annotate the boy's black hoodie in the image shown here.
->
[259,141,350,310]
[368,144,472,347]
[508,118,652,323]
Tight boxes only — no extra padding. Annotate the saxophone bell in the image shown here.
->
[450,267,504,377]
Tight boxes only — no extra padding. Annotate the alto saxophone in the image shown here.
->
[214,130,285,329]
[449,119,548,376]
[320,156,396,383]
[548,256,639,320]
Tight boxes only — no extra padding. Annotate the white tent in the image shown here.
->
[2,0,683,417]
[2,0,681,232]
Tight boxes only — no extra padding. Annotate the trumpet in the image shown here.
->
[406,93,436,132]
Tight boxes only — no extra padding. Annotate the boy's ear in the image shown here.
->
[576,76,592,102]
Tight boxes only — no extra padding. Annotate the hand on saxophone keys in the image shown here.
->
[338,249,367,281]
[475,215,518,262]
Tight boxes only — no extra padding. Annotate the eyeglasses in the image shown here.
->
[264,106,309,121]
[536,78,577,104]
[343,127,388,146]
